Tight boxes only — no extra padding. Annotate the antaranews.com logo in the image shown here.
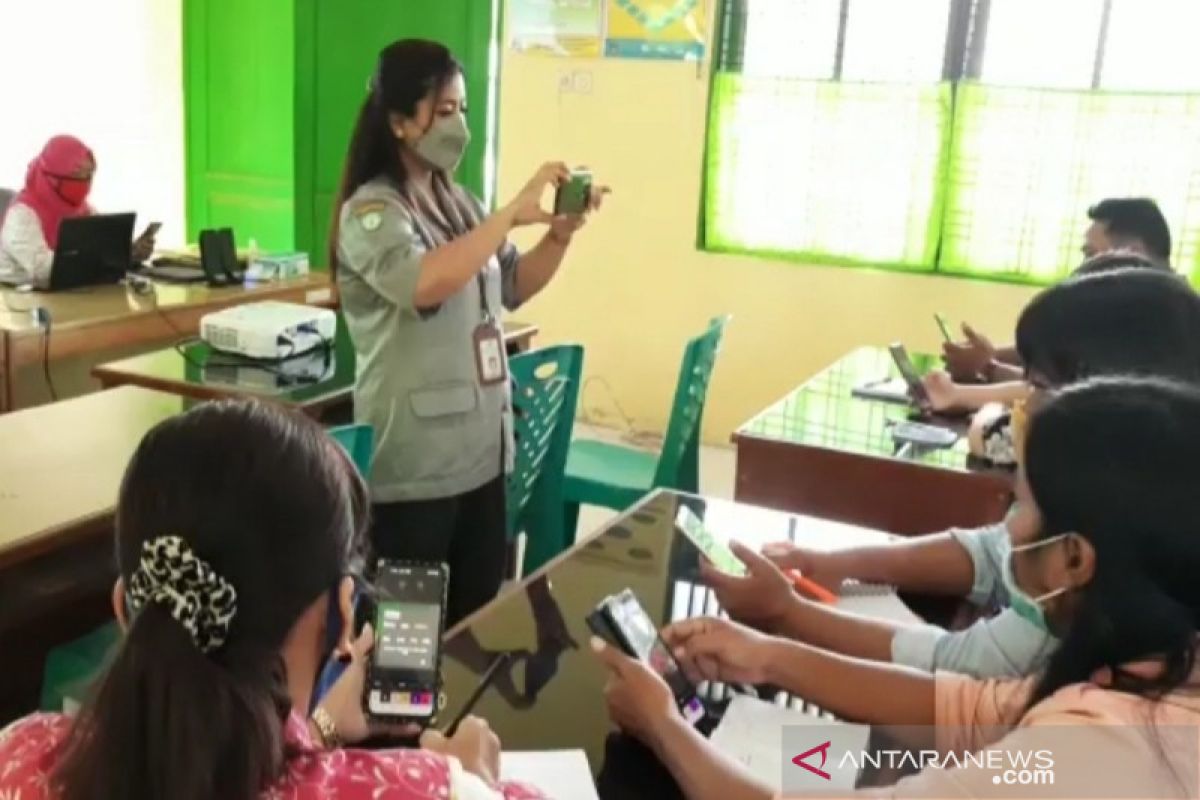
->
[792,740,1054,786]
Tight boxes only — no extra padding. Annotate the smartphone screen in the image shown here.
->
[367,561,446,719]
[606,590,705,724]
[888,342,929,404]
[676,506,746,576]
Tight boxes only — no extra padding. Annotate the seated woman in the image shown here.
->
[0,400,544,800]
[748,268,1200,679]
[595,376,1200,799]
[0,135,154,288]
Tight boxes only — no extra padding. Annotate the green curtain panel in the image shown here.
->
[703,74,951,271]
[940,83,1200,282]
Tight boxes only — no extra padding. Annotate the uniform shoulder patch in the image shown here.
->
[353,201,387,232]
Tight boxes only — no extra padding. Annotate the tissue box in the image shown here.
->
[247,252,310,281]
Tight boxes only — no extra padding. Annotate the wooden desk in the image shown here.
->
[0,274,336,413]
[733,348,1013,536]
[91,320,540,417]
[0,387,188,720]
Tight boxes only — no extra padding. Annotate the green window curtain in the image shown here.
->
[940,84,1200,282]
[704,74,952,270]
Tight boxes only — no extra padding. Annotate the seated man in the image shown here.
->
[944,199,1173,383]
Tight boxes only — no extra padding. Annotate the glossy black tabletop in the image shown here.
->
[438,490,893,790]
[735,347,986,473]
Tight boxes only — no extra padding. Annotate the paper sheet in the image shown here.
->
[710,696,870,792]
[501,750,599,800]
[836,584,923,625]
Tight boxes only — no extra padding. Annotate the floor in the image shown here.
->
[570,423,738,541]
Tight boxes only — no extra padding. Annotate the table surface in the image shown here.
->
[91,318,540,408]
[735,347,988,474]
[0,386,188,566]
[0,274,334,335]
[439,489,893,783]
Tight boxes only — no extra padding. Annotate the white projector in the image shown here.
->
[200,301,337,360]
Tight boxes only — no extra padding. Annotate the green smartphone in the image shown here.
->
[676,506,746,576]
[554,169,593,215]
[934,313,953,343]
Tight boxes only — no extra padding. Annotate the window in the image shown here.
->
[704,0,1200,283]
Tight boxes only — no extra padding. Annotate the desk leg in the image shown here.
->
[0,331,12,414]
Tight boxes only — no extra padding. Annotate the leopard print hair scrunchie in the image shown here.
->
[126,536,238,654]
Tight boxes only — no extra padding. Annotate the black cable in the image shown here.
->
[39,308,57,402]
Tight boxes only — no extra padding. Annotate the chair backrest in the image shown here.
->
[653,316,730,492]
[327,423,375,478]
[507,344,584,537]
[0,187,14,220]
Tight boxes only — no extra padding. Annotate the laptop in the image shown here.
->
[48,213,136,291]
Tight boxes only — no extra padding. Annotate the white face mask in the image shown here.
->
[1000,533,1072,632]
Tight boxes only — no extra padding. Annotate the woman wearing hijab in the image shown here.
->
[0,135,155,288]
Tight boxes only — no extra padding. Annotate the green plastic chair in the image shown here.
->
[507,344,584,575]
[41,620,120,712]
[328,423,375,477]
[562,316,729,535]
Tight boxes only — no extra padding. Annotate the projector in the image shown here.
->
[200,301,337,360]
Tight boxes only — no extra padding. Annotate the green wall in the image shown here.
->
[184,0,499,263]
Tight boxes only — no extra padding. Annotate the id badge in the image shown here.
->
[473,322,508,386]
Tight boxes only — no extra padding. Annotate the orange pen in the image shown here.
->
[786,570,837,604]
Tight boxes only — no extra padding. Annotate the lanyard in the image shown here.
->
[476,269,492,324]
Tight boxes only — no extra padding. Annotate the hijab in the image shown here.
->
[9,135,95,248]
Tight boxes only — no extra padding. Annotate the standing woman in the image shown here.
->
[332,39,604,625]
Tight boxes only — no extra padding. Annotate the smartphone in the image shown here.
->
[676,506,746,576]
[587,589,705,725]
[138,221,162,241]
[364,560,447,722]
[554,169,593,215]
[888,342,929,405]
[934,313,953,343]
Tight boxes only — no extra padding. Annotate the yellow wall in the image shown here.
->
[497,52,1040,444]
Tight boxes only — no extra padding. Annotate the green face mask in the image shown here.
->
[1000,533,1071,632]
[412,113,470,173]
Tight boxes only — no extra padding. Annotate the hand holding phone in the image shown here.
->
[676,506,747,576]
[554,168,593,215]
[888,342,930,407]
[364,560,447,724]
[587,589,706,725]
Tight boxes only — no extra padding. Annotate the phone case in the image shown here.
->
[363,559,448,726]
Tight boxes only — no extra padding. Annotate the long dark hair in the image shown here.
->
[329,39,479,276]
[53,400,368,800]
[1023,377,1200,707]
[1016,268,1200,387]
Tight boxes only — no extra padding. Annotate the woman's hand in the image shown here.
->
[942,323,995,382]
[662,617,776,685]
[311,623,421,746]
[701,541,797,631]
[590,636,679,750]
[420,717,502,786]
[761,542,846,593]
[505,161,570,228]
[548,183,611,245]
[132,230,157,263]
[921,369,964,412]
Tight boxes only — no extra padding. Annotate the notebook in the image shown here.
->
[500,750,599,800]
[835,582,923,625]
[710,695,870,792]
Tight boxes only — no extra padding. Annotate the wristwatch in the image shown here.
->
[310,706,342,750]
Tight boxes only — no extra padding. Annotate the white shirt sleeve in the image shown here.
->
[891,608,1058,678]
[949,522,1012,607]
[0,203,54,289]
